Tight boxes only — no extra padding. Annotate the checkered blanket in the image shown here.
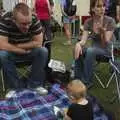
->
[0,84,112,120]
[0,84,69,120]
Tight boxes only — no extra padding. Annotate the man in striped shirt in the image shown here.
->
[0,3,48,95]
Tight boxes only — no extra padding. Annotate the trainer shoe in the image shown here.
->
[34,86,48,95]
[5,90,16,98]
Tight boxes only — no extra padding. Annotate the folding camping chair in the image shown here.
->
[0,40,52,92]
[105,41,120,102]
[94,33,120,102]
[0,59,32,92]
[93,43,119,89]
[93,54,111,88]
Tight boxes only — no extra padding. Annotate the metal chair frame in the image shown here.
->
[0,40,52,92]
[94,55,111,89]
[93,44,120,102]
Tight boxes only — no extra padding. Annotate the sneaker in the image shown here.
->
[5,90,16,98]
[34,87,48,95]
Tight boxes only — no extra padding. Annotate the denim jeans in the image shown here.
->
[74,46,110,84]
[40,20,52,62]
[0,47,48,89]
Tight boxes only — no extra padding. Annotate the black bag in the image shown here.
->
[64,0,77,16]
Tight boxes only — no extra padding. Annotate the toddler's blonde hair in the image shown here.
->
[67,80,87,100]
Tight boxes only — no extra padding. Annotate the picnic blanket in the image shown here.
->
[0,84,112,120]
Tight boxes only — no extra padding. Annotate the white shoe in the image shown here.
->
[5,90,16,98]
[35,87,48,95]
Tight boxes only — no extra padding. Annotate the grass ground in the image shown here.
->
[51,33,120,120]
[0,32,119,119]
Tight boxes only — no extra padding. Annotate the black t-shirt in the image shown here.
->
[67,101,93,120]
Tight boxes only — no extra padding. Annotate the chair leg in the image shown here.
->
[106,72,115,88]
[108,72,120,103]
[0,70,5,92]
[110,95,118,104]
[114,72,120,102]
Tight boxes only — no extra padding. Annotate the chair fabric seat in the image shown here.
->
[96,55,111,63]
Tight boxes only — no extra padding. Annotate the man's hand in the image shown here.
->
[74,42,83,59]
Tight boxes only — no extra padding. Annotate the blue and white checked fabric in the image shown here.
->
[0,85,70,120]
[0,84,112,120]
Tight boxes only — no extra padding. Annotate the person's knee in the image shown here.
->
[34,47,48,58]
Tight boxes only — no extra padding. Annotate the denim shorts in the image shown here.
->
[62,16,75,24]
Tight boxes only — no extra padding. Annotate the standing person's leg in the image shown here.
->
[63,16,72,45]
[0,51,20,89]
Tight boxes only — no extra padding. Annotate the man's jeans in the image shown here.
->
[74,46,110,84]
[40,20,52,62]
[0,47,48,89]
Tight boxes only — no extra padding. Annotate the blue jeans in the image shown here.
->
[74,46,110,84]
[40,20,52,62]
[0,47,48,89]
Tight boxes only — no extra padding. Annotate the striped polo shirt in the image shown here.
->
[0,12,43,44]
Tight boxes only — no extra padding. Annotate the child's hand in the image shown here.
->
[63,108,72,120]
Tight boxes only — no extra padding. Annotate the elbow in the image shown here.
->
[0,44,6,50]
[34,41,42,47]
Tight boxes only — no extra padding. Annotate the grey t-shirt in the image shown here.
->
[84,15,116,49]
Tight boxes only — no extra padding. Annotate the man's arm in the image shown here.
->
[16,32,43,49]
[0,35,27,54]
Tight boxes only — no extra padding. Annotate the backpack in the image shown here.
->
[64,0,77,16]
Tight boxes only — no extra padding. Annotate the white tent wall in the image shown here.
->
[3,0,33,12]
[3,0,19,12]
[52,0,62,26]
